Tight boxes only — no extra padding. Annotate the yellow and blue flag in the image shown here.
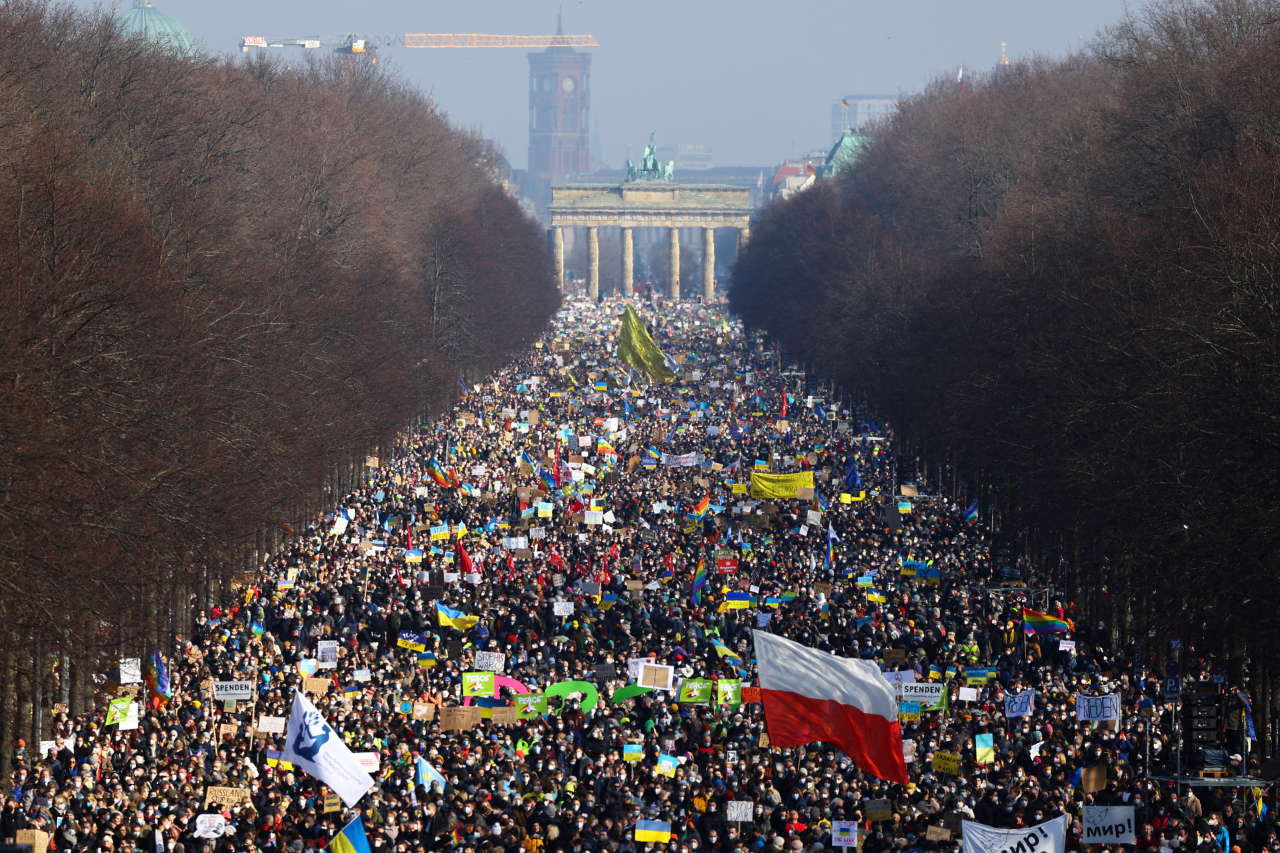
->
[635,820,672,843]
[436,602,479,631]
[328,815,372,853]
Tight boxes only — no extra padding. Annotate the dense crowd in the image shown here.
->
[6,301,1271,853]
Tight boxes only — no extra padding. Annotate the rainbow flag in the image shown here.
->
[963,498,979,525]
[596,438,618,455]
[426,459,450,487]
[1022,607,1073,634]
[690,559,708,607]
[143,651,171,709]
[687,492,711,521]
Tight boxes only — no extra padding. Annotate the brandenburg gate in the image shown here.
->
[547,136,753,301]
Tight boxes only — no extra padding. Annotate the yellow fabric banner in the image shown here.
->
[749,470,814,499]
[617,305,676,383]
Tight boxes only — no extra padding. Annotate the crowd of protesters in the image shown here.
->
[6,300,1273,853]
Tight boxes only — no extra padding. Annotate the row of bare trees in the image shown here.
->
[0,0,558,763]
[732,0,1280,751]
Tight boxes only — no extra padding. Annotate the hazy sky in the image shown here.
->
[100,0,1128,169]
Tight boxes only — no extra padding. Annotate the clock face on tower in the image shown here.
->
[561,76,576,93]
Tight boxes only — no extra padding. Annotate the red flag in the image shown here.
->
[780,393,788,419]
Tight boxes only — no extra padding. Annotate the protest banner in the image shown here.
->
[1076,693,1121,722]
[963,816,1067,853]
[1005,689,1036,718]
[1083,806,1136,844]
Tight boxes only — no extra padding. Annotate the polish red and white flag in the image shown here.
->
[753,629,908,784]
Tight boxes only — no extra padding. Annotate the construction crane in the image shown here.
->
[240,32,598,54]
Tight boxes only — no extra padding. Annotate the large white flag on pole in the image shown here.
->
[279,690,375,807]
[962,816,1067,853]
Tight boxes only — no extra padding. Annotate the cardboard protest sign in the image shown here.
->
[439,706,480,731]
[474,651,506,672]
[926,826,953,842]
[932,751,962,775]
[637,663,675,691]
[16,829,49,853]
[204,786,252,807]
[412,702,436,721]
[119,658,142,685]
[302,677,330,696]
[865,799,892,821]
[256,715,286,734]
[1082,765,1108,793]
[832,821,859,848]
[488,707,518,726]
[1083,806,1135,844]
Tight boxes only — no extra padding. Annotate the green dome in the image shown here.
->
[118,1,197,55]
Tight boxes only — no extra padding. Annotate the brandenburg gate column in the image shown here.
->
[702,227,716,302]
[553,227,566,291]
[587,226,600,300]
[668,227,681,299]
[620,227,635,296]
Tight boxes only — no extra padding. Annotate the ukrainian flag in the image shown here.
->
[717,592,754,613]
[436,602,479,631]
[328,816,372,853]
[623,743,644,762]
[634,820,672,843]
[712,640,744,667]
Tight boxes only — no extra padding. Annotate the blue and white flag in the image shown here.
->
[416,756,447,793]
[279,690,375,807]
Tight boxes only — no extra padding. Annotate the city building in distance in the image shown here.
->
[830,93,897,141]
